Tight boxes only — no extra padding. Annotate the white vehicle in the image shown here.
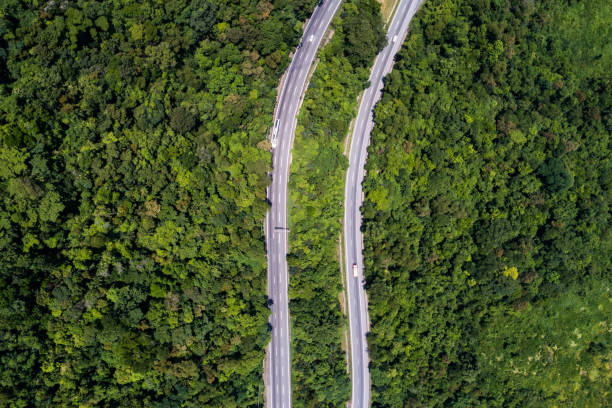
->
[308,34,315,42]
[352,263,358,277]
[271,119,280,149]
[392,35,398,43]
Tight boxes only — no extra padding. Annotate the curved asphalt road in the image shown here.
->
[343,0,423,407]
[265,1,342,408]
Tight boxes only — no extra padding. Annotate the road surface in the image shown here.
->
[265,1,342,408]
[343,0,423,407]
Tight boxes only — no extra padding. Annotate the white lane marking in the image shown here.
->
[294,87,298,96]
[275,348,278,357]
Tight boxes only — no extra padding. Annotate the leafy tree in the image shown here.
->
[342,0,387,68]
[170,106,197,134]
[538,157,574,193]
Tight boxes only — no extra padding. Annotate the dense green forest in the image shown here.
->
[288,0,386,405]
[0,0,316,406]
[362,0,611,406]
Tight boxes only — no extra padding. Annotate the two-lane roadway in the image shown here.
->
[265,1,342,408]
[343,0,423,407]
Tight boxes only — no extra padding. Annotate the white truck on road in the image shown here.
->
[271,119,280,149]
[353,263,359,277]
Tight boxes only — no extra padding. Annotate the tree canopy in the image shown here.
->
[361,0,611,406]
[0,0,317,406]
